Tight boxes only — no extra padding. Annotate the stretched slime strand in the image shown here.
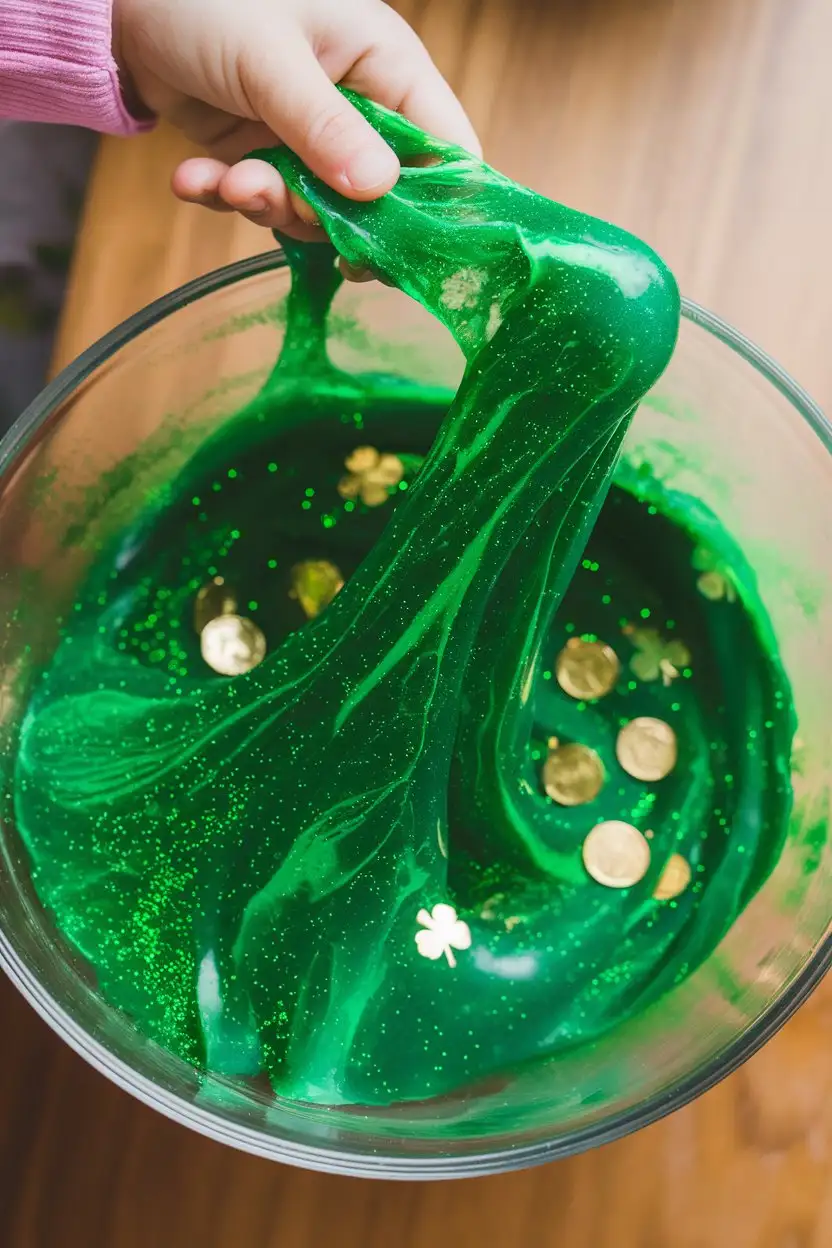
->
[16,94,696,1104]
[241,93,680,1098]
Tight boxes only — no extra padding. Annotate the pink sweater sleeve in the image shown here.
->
[0,0,152,135]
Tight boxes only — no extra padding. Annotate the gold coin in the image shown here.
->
[555,638,620,701]
[653,853,692,900]
[290,559,344,619]
[193,577,237,633]
[200,614,267,676]
[542,742,604,806]
[582,820,651,889]
[616,717,678,782]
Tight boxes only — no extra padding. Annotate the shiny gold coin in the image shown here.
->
[200,614,267,676]
[193,576,237,634]
[289,559,344,619]
[616,716,678,782]
[555,638,620,701]
[653,853,692,901]
[582,820,651,889]
[542,742,604,806]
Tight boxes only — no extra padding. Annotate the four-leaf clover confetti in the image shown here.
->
[624,624,691,687]
[415,903,472,968]
[338,446,405,507]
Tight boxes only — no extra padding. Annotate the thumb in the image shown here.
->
[245,40,400,199]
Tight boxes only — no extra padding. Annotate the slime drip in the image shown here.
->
[14,95,793,1105]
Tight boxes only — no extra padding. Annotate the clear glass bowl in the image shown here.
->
[0,251,830,1178]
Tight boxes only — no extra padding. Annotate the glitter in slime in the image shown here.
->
[15,93,793,1106]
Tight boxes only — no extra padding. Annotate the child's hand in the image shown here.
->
[114,0,480,242]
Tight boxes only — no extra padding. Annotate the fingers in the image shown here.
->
[241,39,401,199]
[171,157,373,277]
[170,157,236,213]
[217,160,323,238]
[345,8,482,157]
[172,157,323,238]
[171,13,481,286]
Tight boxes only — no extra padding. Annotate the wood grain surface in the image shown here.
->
[3,0,832,1244]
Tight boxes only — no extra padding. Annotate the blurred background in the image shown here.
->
[1,0,832,1244]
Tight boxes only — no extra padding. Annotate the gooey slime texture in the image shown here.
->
[15,94,793,1105]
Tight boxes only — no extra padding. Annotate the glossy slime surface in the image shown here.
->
[15,95,793,1105]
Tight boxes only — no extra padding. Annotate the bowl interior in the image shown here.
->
[0,256,830,1177]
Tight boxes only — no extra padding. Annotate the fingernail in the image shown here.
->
[298,205,321,226]
[341,261,375,284]
[243,196,268,214]
[345,145,399,192]
[289,193,320,226]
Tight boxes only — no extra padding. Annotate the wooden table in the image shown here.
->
[3,0,832,1243]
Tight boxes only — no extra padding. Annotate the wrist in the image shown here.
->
[112,0,155,123]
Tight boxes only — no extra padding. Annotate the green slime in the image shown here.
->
[15,94,793,1105]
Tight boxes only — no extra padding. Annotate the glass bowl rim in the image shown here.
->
[0,248,830,1180]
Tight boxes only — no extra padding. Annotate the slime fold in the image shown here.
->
[14,94,793,1106]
